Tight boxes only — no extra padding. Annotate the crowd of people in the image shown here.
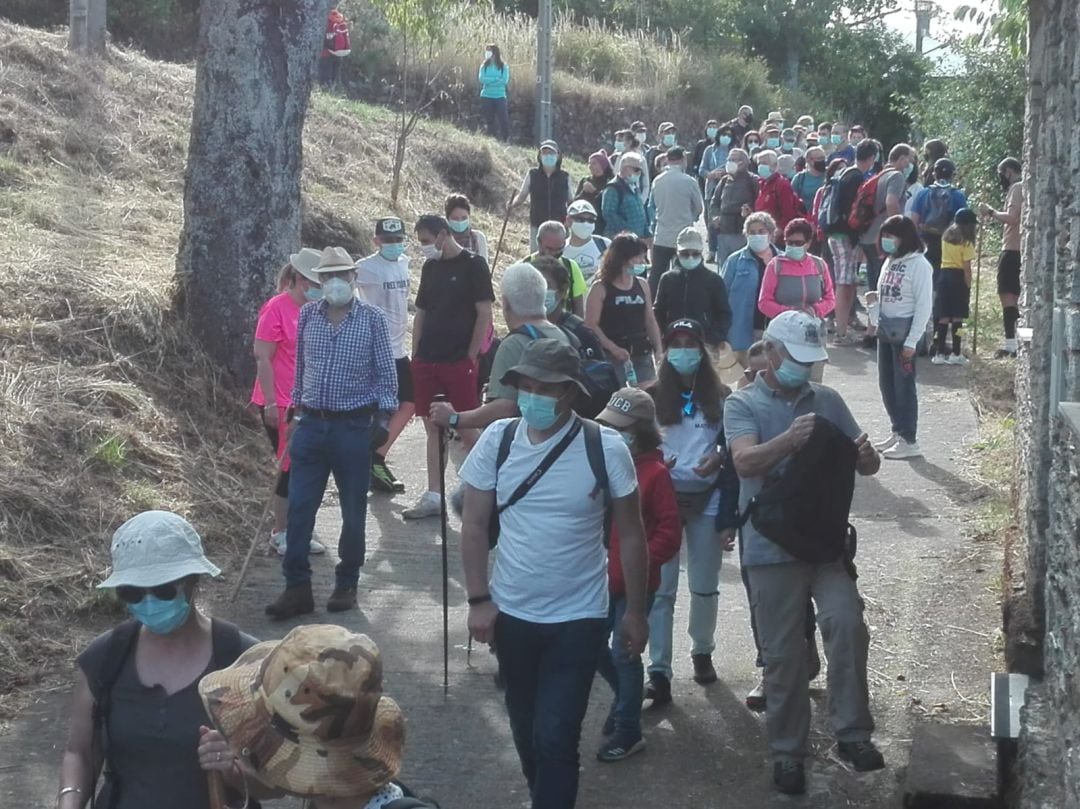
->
[58,98,1027,809]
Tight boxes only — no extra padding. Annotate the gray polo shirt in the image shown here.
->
[724,374,861,566]
[859,168,906,245]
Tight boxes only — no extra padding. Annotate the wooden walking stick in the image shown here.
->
[490,191,516,277]
[433,393,451,693]
[230,425,290,602]
[972,207,984,356]
[207,771,228,809]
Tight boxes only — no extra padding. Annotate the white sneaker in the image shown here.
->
[882,439,922,460]
[947,354,969,365]
[873,433,899,450]
[269,531,327,556]
[931,354,949,365]
[402,491,442,520]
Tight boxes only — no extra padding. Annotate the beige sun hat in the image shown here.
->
[199,625,404,799]
[311,246,356,274]
[98,511,221,589]
[289,248,324,284]
[713,343,746,387]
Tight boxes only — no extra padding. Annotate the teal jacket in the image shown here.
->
[479,62,509,99]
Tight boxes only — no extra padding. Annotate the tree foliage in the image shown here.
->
[956,0,1028,55]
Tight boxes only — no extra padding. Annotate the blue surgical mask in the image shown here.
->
[785,245,807,261]
[831,134,843,145]
[667,347,703,376]
[614,140,626,153]
[678,255,702,270]
[544,289,559,315]
[719,135,732,146]
[517,390,561,430]
[632,263,649,276]
[774,357,813,389]
[380,243,406,261]
[448,218,470,233]
[902,162,914,179]
[881,236,899,255]
[706,127,718,139]
[128,592,191,635]
[662,133,676,147]
[757,164,773,180]
[541,153,558,168]
[747,142,760,152]
[766,137,780,149]
[304,286,324,302]
[747,234,771,252]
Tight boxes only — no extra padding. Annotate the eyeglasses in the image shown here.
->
[678,251,702,258]
[116,582,182,604]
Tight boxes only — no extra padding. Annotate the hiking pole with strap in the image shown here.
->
[490,191,515,278]
[433,393,451,693]
[207,771,227,809]
[972,203,984,356]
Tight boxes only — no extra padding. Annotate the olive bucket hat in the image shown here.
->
[500,338,590,398]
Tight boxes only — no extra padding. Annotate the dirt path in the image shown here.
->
[0,345,1001,807]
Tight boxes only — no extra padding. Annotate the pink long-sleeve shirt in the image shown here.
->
[758,253,836,319]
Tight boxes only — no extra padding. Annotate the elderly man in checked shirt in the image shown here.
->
[265,246,399,620]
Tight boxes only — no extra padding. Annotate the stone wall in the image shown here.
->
[1013,1,1080,806]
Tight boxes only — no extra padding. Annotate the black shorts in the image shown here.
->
[997,250,1021,296]
[935,269,970,320]
[395,356,414,404]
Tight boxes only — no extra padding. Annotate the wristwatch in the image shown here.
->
[448,413,460,429]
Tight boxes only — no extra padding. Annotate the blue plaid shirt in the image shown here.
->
[292,299,398,413]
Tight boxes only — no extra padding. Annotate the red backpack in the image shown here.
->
[847,169,895,236]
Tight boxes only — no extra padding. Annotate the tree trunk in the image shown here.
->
[176,0,330,387]
[68,0,107,54]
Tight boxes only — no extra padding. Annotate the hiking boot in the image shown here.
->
[265,581,314,620]
[883,439,922,460]
[773,760,806,794]
[370,457,405,493]
[692,653,717,685]
[269,531,326,557]
[806,635,821,681]
[746,679,766,712]
[644,671,672,706]
[837,740,885,772]
[596,732,645,763]
[326,586,358,613]
[402,491,442,520]
[873,433,899,451]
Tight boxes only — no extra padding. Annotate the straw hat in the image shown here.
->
[199,625,404,799]
[289,248,324,284]
[311,246,356,274]
[98,511,220,589]
[713,343,746,387]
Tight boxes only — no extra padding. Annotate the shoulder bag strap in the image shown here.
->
[498,418,583,514]
[91,621,141,809]
[210,619,244,669]
[582,420,613,542]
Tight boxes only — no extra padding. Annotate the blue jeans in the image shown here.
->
[495,613,607,809]
[481,96,510,141]
[284,412,372,589]
[596,593,655,738]
[877,340,918,442]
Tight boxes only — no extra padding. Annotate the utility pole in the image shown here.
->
[914,0,934,56]
[69,0,107,54]
[535,0,553,144]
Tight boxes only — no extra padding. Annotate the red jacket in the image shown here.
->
[754,173,802,235]
[608,449,682,595]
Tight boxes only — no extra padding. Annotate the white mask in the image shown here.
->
[570,221,595,239]
[725,160,739,174]
[484,50,493,60]
[322,277,354,306]
[420,244,442,261]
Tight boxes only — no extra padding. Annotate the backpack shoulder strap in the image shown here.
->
[210,619,245,669]
[495,419,519,472]
[592,235,607,253]
[582,419,611,508]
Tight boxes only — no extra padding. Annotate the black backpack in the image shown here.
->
[738,415,857,565]
[512,323,619,419]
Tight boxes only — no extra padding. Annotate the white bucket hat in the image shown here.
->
[289,248,324,284]
[98,511,221,589]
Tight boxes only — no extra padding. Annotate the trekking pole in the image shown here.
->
[207,772,227,809]
[433,393,451,694]
[490,191,515,278]
[972,206,984,356]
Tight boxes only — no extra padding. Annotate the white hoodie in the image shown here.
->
[877,251,934,349]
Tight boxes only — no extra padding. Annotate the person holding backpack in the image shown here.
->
[601,152,651,239]
[594,388,682,761]
[931,208,978,365]
[909,158,968,285]
[59,511,260,809]
[645,319,741,705]
[460,339,649,809]
[724,311,884,795]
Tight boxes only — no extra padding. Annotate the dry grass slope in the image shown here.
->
[0,18,553,711]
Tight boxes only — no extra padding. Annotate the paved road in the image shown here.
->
[0,345,1001,807]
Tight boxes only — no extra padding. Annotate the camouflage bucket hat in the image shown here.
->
[199,625,404,799]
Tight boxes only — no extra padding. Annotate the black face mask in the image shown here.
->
[812,159,827,173]
[999,173,1011,190]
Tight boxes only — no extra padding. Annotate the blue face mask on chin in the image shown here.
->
[517,390,562,430]
[128,592,192,635]
[774,357,812,388]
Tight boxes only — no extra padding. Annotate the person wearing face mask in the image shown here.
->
[699,124,735,261]
[817,122,833,155]
[460,338,648,809]
[478,43,510,141]
[722,212,779,361]
[724,104,754,146]
[533,255,606,360]
[979,157,1024,357]
[265,246,399,618]
[445,193,489,260]
[761,126,782,153]
[776,153,798,183]
[654,227,732,350]
[593,387,681,761]
[510,140,573,251]
[724,310,884,794]
[586,233,664,388]
[779,128,803,160]
[355,218,415,495]
[561,199,610,281]
[646,147,704,295]
[406,215,494,520]
[574,152,615,235]
[645,319,741,706]
[59,511,260,809]
[645,122,679,176]
[710,147,758,267]
[830,124,855,164]
[524,220,588,316]
[792,147,827,219]
[872,215,933,460]
[251,249,328,557]
[601,151,652,240]
[691,119,721,195]
[753,150,802,242]
[743,132,762,164]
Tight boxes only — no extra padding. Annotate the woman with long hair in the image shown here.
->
[478,43,510,141]
[644,319,740,705]
[585,233,663,387]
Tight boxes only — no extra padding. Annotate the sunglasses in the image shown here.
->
[678,251,702,258]
[574,216,597,224]
[116,582,182,604]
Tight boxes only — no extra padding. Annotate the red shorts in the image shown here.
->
[412,357,480,417]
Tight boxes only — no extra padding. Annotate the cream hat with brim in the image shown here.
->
[310,246,356,274]
[713,343,746,387]
[289,248,324,284]
[98,511,220,588]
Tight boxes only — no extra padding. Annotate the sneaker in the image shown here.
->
[746,679,766,712]
[403,491,442,520]
[269,531,326,557]
[806,635,821,681]
[931,353,949,365]
[643,671,672,707]
[837,740,885,772]
[773,760,806,794]
[326,586,358,613]
[947,354,969,365]
[371,457,405,493]
[692,653,717,685]
[601,706,616,738]
[264,581,314,620]
[882,439,922,460]
[872,433,899,451]
[597,732,645,762]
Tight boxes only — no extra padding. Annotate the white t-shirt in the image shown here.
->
[354,252,410,358]
[661,406,722,516]
[460,416,638,623]
[562,235,609,281]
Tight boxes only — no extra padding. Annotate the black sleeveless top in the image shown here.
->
[600,276,650,354]
[528,167,570,226]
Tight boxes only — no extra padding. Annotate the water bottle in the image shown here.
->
[623,359,638,387]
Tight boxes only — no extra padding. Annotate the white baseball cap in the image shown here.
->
[764,311,829,363]
[566,199,596,217]
[98,511,221,588]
